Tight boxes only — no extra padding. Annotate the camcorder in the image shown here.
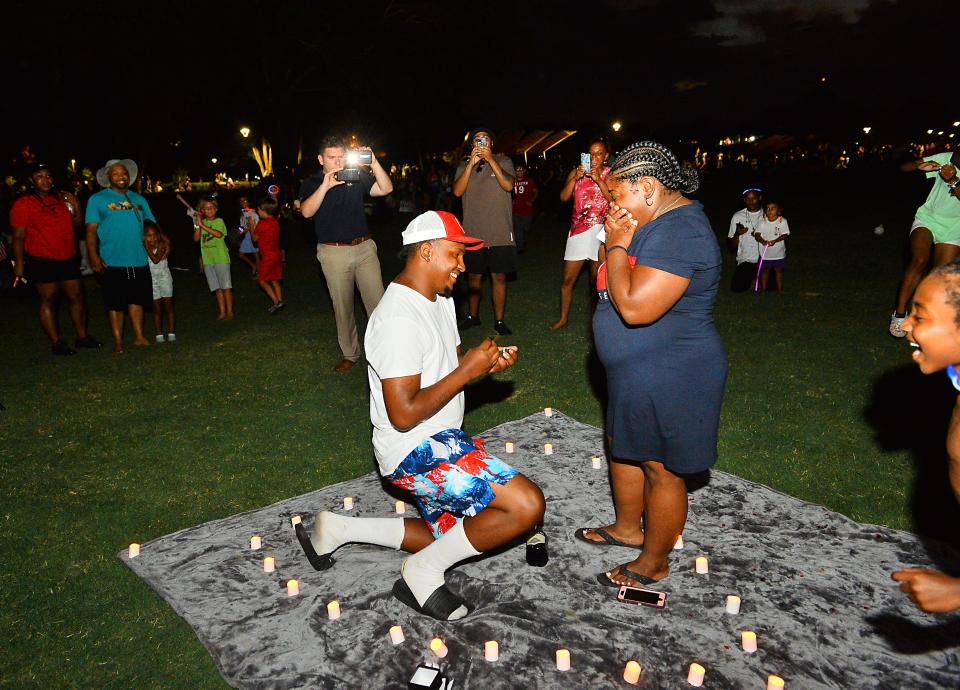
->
[335,149,373,183]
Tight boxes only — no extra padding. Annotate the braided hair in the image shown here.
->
[609,141,699,194]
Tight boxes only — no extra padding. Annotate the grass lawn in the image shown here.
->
[2,164,955,687]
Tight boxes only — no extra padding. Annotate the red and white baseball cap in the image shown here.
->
[401,210,485,250]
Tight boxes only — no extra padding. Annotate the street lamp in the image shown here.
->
[239,126,251,138]
[862,126,871,134]
[211,158,218,164]
[612,121,622,133]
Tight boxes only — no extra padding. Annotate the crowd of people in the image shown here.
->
[7,133,960,621]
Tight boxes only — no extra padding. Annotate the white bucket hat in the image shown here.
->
[96,159,138,188]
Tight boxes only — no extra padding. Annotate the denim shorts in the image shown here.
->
[385,428,517,538]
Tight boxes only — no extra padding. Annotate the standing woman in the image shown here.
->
[551,137,612,329]
[10,163,100,354]
[576,141,726,586]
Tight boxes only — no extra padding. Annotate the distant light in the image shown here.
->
[211,158,218,164]
[952,134,956,139]
[820,76,827,83]
[239,126,251,138]
[862,126,871,134]
[938,131,945,135]
[747,135,756,143]
[928,129,934,134]
[612,121,622,132]
[954,121,959,127]
[70,159,76,167]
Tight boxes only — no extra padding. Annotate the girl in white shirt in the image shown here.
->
[753,202,790,294]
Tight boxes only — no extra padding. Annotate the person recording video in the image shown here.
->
[452,128,517,336]
[299,135,394,372]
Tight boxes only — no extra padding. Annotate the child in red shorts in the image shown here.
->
[253,197,284,314]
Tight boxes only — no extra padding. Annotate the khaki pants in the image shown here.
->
[316,240,385,361]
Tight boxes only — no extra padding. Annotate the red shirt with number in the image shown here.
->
[512,177,538,217]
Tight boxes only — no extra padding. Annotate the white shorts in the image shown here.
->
[563,224,602,261]
[911,216,960,247]
[203,263,232,291]
[150,266,173,300]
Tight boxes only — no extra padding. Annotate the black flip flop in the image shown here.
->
[294,522,335,571]
[392,578,469,621]
[574,527,641,548]
[596,563,661,588]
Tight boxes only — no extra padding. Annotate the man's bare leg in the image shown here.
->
[129,305,150,346]
[490,272,507,322]
[467,273,483,319]
[108,310,125,352]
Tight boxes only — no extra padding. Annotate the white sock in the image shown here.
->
[401,521,480,620]
[311,511,404,554]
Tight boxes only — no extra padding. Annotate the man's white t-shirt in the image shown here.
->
[365,282,463,475]
[728,208,763,263]
[756,216,790,261]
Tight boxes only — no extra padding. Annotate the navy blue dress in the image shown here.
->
[593,201,727,474]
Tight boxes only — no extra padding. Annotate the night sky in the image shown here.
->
[6,0,958,175]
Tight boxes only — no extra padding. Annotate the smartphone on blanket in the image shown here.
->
[617,585,666,609]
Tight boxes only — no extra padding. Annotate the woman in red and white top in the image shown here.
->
[10,163,100,354]
[552,137,613,329]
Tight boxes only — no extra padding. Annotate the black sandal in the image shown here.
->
[294,522,335,571]
[392,578,469,621]
[574,527,642,548]
[597,563,661,588]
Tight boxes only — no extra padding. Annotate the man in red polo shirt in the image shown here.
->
[11,163,100,355]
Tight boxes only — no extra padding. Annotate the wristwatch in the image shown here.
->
[949,178,960,190]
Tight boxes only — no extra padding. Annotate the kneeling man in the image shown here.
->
[296,210,544,620]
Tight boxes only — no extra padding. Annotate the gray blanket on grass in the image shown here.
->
[122,412,960,689]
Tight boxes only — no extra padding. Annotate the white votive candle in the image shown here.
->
[263,556,275,573]
[291,515,302,526]
[250,535,262,550]
[505,441,514,453]
[767,675,785,689]
[430,637,448,658]
[544,407,553,417]
[674,534,684,550]
[742,630,758,653]
[485,640,499,662]
[687,662,705,687]
[389,625,405,645]
[623,660,642,684]
[556,649,570,671]
[128,543,140,559]
[343,496,354,510]
[287,579,299,596]
[395,500,405,514]
[695,556,709,574]
[592,456,602,469]
[327,600,341,620]
[544,443,553,455]
[725,595,741,614]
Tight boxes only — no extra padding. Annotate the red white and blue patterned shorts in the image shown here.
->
[384,428,518,539]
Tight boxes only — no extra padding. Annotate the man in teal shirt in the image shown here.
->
[85,158,156,353]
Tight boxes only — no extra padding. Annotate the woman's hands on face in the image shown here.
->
[604,202,639,249]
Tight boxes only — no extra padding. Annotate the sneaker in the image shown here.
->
[459,314,480,330]
[494,320,513,336]
[889,312,907,338]
[167,333,177,342]
[267,304,279,314]
[74,335,102,349]
[275,301,285,313]
[51,340,76,356]
[155,334,166,343]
